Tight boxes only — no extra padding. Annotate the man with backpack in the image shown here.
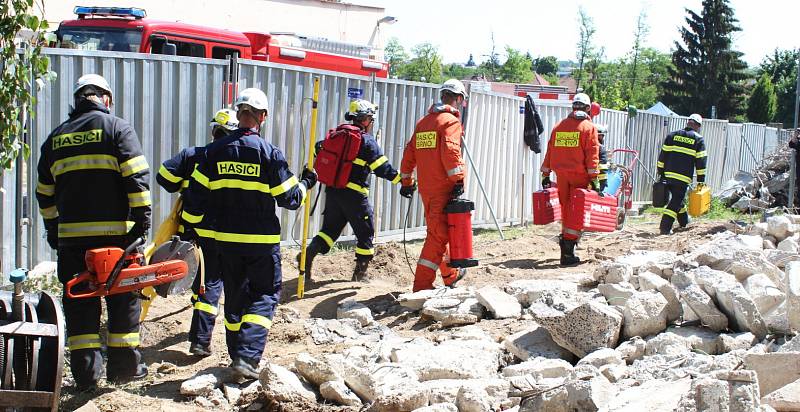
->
[301,99,402,282]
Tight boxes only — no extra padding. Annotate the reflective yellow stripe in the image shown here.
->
[181,180,190,189]
[355,247,375,256]
[696,169,706,176]
[679,206,687,213]
[158,164,182,183]
[194,301,219,315]
[369,156,388,170]
[213,231,281,244]
[418,258,439,271]
[178,225,185,234]
[195,228,214,238]
[242,314,273,329]
[597,174,607,180]
[224,318,241,331]
[127,190,151,208]
[345,182,369,195]
[192,168,210,188]
[209,178,271,193]
[317,231,335,248]
[107,332,140,348]
[39,205,59,219]
[191,294,199,301]
[58,221,133,238]
[391,174,401,184]
[51,154,119,178]
[664,171,692,184]
[656,161,665,168]
[695,151,707,158]
[661,208,678,219]
[181,210,203,224]
[662,145,696,156]
[68,333,102,351]
[271,176,299,196]
[36,180,55,196]
[352,158,367,166]
[119,155,149,177]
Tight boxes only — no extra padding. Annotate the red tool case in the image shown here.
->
[533,186,561,225]
[564,189,618,233]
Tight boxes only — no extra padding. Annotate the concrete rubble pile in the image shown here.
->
[719,149,793,211]
[178,224,800,411]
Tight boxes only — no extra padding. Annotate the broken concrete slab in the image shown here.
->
[336,361,424,404]
[476,286,522,319]
[337,299,374,326]
[690,266,739,298]
[787,262,800,331]
[762,377,800,412]
[645,332,692,356]
[577,348,625,369]
[768,215,794,241]
[680,284,729,332]
[667,326,720,355]
[779,237,800,253]
[502,358,573,379]
[412,403,459,412]
[519,385,569,412]
[691,240,785,285]
[398,287,476,311]
[530,300,623,358]
[319,381,362,407]
[390,338,502,381]
[615,250,679,273]
[599,363,627,383]
[615,336,646,364]
[502,325,576,362]
[594,261,634,284]
[743,273,786,315]
[779,336,800,353]
[745,352,800,397]
[691,370,762,412]
[455,385,494,412]
[597,282,636,308]
[765,249,800,269]
[606,377,691,411]
[181,373,220,396]
[426,378,509,405]
[717,332,758,353]
[622,291,669,339]
[715,282,769,339]
[565,374,617,411]
[504,279,578,308]
[422,297,484,326]
[223,383,242,406]
[294,352,341,387]
[259,363,316,403]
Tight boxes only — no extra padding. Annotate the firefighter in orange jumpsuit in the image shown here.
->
[400,79,468,292]
[540,93,600,265]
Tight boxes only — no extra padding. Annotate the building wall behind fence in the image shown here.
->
[2,48,795,274]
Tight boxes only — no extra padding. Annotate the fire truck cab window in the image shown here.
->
[151,37,205,58]
[212,47,239,60]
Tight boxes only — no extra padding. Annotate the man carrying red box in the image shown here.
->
[540,93,600,265]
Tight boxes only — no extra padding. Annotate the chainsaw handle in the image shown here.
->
[65,272,105,299]
[105,237,145,292]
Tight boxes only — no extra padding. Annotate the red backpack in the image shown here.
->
[314,124,362,188]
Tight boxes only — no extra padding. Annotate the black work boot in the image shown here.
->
[352,259,370,282]
[559,237,581,266]
[189,342,211,357]
[659,217,674,235]
[296,241,322,283]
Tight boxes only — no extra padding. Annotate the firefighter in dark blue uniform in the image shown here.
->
[156,108,238,357]
[302,99,401,282]
[656,114,707,235]
[182,88,317,378]
[36,74,150,389]
[596,124,609,191]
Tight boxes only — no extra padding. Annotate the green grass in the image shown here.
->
[643,197,761,222]
[473,225,529,241]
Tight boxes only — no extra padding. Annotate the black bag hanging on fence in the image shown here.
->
[652,179,668,208]
[523,95,544,153]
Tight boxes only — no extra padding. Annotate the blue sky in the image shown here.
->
[369,0,797,67]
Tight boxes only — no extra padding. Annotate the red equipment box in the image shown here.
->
[565,189,618,233]
[533,187,561,225]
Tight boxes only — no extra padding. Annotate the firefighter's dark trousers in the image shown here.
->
[309,188,375,262]
[659,179,690,234]
[189,238,222,348]
[220,245,281,363]
[58,245,142,386]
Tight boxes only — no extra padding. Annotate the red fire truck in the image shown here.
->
[54,6,389,78]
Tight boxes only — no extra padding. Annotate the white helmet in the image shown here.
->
[210,108,239,131]
[689,113,703,126]
[74,73,113,98]
[596,124,608,135]
[346,99,378,118]
[235,88,269,112]
[440,79,468,99]
[572,93,591,107]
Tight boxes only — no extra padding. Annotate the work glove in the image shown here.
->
[590,178,604,196]
[128,221,149,245]
[46,230,58,250]
[300,167,318,189]
[541,175,551,189]
[450,182,464,199]
[399,183,416,199]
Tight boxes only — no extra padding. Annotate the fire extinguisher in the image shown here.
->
[445,198,479,268]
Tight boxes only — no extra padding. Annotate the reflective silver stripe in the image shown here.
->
[446,166,463,177]
[119,155,149,177]
[51,154,119,178]
[417,258,439,271]
[58,221,133,237]
[541,167,551,174]
[400,173,412,178]
[564,228,582,237]
[587,169,599,174]
[37,180,55,196]
[107,332,140,347]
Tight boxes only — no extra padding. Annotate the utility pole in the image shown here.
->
[789,50,800,210]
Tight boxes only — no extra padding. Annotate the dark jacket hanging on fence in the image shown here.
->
[523,95,545,153]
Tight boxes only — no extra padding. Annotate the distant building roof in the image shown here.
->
[533,73,549,86]
[645,101,679,116]
[558,76,577,93]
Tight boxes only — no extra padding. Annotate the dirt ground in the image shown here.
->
[58,216,735,411]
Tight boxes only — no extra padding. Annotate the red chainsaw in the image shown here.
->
[65,236,198,299]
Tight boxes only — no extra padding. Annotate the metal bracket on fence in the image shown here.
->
[739,126,760,165]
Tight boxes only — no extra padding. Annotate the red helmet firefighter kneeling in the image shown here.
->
[540,92,601,266]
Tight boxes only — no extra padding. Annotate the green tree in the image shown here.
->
[758,49,799,127]
[626,9,649,103]
[661,0,748,120]
[1,0,51,168]
[575,6,596,90]
[479,32,501,81]
[442,63,477,80]
[399,42,443,83]
[747,73,778,123]
[533,56,559,76]
[498,46,533,83]
[384,37,408,78]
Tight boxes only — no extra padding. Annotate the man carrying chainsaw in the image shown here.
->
[36,74,150,389]
[540,92,600,266]
[182,88,318,379]
[656,114,707,235]
[399,79,468,292]
[301,99,401,282]
[156,108,238,357]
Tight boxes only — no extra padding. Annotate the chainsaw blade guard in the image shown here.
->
[150,239,198,298]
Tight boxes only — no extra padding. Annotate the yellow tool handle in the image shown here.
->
[297,77,321,299]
